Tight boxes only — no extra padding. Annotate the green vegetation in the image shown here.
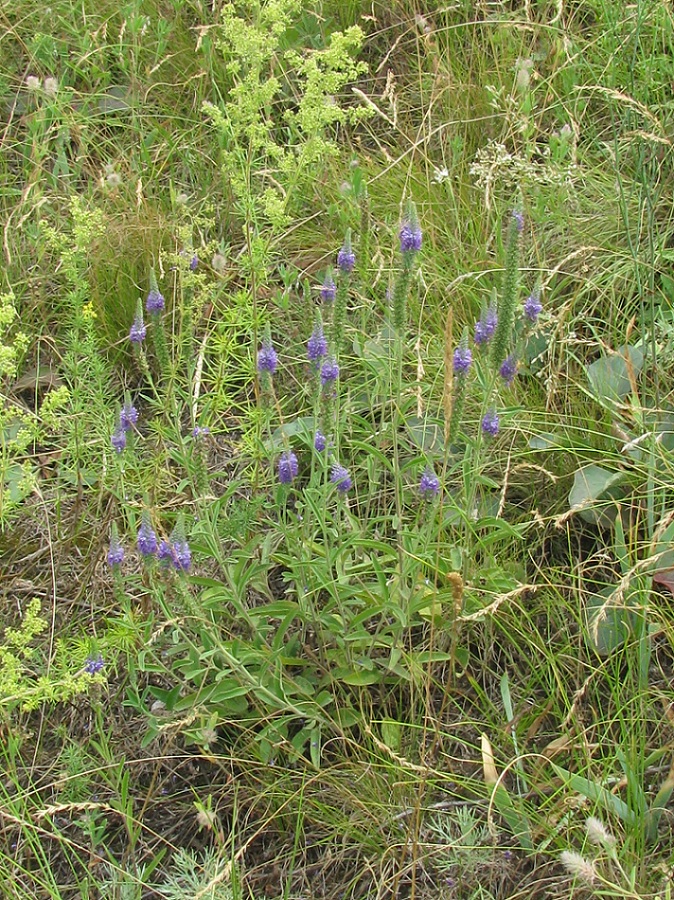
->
[2,0,674,897]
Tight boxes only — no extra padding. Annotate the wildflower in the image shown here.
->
[307,324,328,363]
[499,354,518,385]
[43,77,58,97]
[419,467,440,499]
[474,304,498,345]
[137,517,158,557]
[278,451,299,485]
[320,271,337,303]
[257,340,278,376]
[145,267,165,314]
[453,345,473,375]
[481,410,500,437]
[129,309,146,344]
[190,254,198,271]
[107,533,124,567]
[158,540,173,564]
[512,209,524,233]
[26,75,40,92]
[560,850,595,886]
[172,539,191,572]
[192,425,210,439]
[146,289,165,314]
[337,233,355,273]
[111,427,126,453]
[585,817,616,849]
[320,357,339,386]
[84,654,105,675]
[120,401,138,431]
[330,463,352,493]
[523,287,542,322]
[432,166,449,184]
[399,219,422,254]
[314,430,327,452]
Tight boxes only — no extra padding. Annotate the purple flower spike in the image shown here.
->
[512,210,524,232]
[419,467,440,499]
[107,537,124,567]
[257,341,278,375]
[399,221,422,254]
[111,427,126,453]
[120,402,138,431]
[330,463,352,493]
[320,273,336,303]
[146,289,165,314]
[84,654,105,675]
[320,357,339,386]
[129,312,147,344]
[482,410,500,437]
[137,519,158,557]
[523,288,542,323]
[157,539,173,564]
[474,305,498,345]
[190,254,199,271]
[278,451,299,485]
[453,346,473,375]
[337,243,355,274]
[499,354,518,385]
[314,430,327,452]
[172,539,191,572]
[307,325,328,363]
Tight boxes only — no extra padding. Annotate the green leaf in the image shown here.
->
[585,586,634,656]
[568,465,628,527]
[405,416,444,453]
[586,345,643,404]
[551,763,637,825]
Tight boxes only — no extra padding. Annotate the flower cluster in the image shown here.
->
[111,400,139,454]
[257,340,278,376]
[419,467,440,499]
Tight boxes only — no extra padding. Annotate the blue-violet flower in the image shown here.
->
[129,312,146,344]
[482,410,500,437]
[120,402,138,431]
[307,325,328,363]
[84,654,105,675]
[337,243,355,274]
[320,357,339,386]
[453,346,473,375]
[419,467,440,499]
[399,220,422,254]
[257,341,278,375]
[137,519,158,557]
[111,428,126,453]
[330,463,352,493]
[314,430,327,452]
[278,451,299,485]
[320,272,336,303]
[474,305,498,345]
[107,536,124,567]
[146,289,165,314]
[499,354,518,385]
[523,288,542,323]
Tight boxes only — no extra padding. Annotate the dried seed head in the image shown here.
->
[560,850,596,885]
[585,816,616,849]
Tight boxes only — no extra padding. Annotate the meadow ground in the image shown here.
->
[2,0,674,897]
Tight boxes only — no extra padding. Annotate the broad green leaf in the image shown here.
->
[568,465,628,527]
[586,345,643,404]
[585,586,634,656]
[551,763,637,825]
